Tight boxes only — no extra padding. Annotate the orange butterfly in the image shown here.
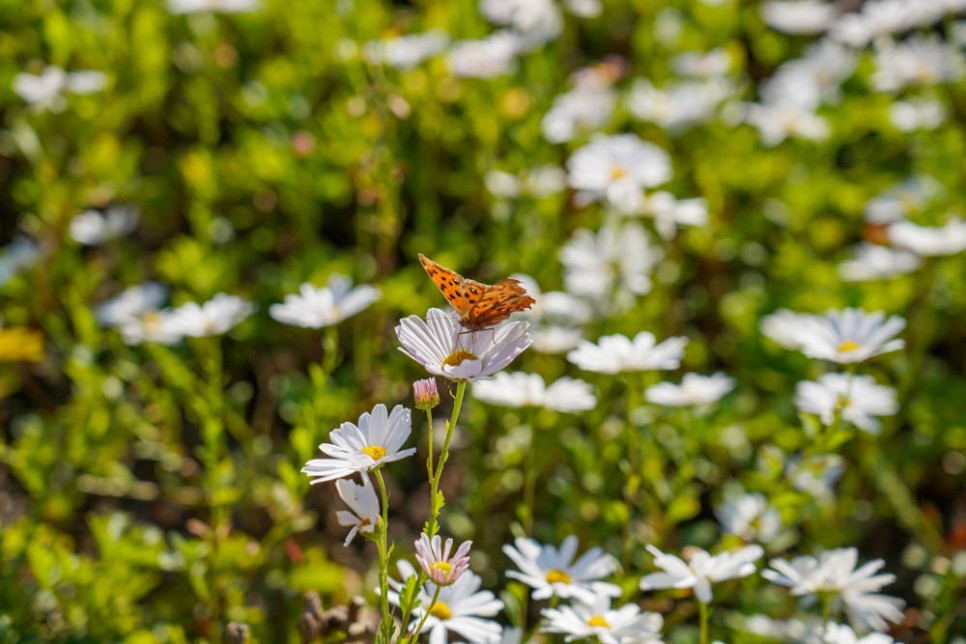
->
[419,254,536,332]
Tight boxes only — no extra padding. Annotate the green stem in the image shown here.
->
[322,324,340,376]
[374,469,394,641]
[426,380,467,535]
[820,592,833,626]
[699,600,710,644]
[409,583,442,643]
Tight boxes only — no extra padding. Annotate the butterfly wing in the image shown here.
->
[465,278,535,330]
[419,253,475,317]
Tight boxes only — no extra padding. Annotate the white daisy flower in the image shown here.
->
[888,217,966,257]
[541,596,665,644]
[872,35,965,93]
[715,492,781,543]
[559,222,664,303]
[645,373,735,407]
[626,79,730,132]
[743,102,829,146]
[473,372,596,412]
[787,453,845,500]
[395,309,532,382]
[864,176,942,224]
[165,293,254,338]
[640,544,764,603]
[13,66,106,111]
[503,535,621,604]
[889,98,946,132]
[673,48,730,79]
[818,622,896,644]
[795,373,898,433]
[69,205,139,246]
[542,87,617,144]
[838,244,920,282]
[301,403,416,483]
[485,166,568,199]
[95,282,168,327]
[638,191,709,239]
[0,236,42,287]
[363,31,450,69]
[480,0,563,47]
[760,41,857,111]
[567,332,687,374]
[795,309,905,363]
[117,310,187,346]
[566,134,672,213]
[763,547,905,631]
[334,476,380,546]
[269,275,380,328]
[389,561,503,644]
[564,0,602,18]
[447,32,523,78]
[761,1,838,34]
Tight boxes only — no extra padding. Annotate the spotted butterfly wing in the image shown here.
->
[419,254,535,331]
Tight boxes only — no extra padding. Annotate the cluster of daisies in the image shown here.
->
[292,293,912,642]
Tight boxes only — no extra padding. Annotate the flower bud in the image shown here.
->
[413,377,440,410]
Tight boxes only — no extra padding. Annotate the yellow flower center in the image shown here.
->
[836,340,860,353]
[142,311,162,329]
[432,562,453,574]
[429,601,451,620]
[442,349,478,368]
[587,615,610,628]
[545,569,572,585]
[362,445,386,461]
[610,166,626,180]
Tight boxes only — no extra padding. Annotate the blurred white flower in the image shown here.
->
[389,561,503,643]
[480,0,563,47]
[541,596,664,644]
[818,622,896,643]
[13,66,106,111]
[270,276,380,328]
[645,373,735,407]
[166,293,254,338]
[888,217,966,256]
[503,535,621,604]
[672,49,731,78]
[760,41,857,110]
[395,309,531,381]
[500,626,523,644]
[485,166,567,198]
[743,103,829,146]
[96,282,168,327]
[168,0,258,13]
[448,31,523,78]
[787,453,845,500]
[761,1,838,34]
[473,371,596,412]
[873,35,965,93]
[69,206,139,246]
[567,134,672,212]
[764,548,905,631]
[415,533,473,586]
[830,0,963,47]
[0,236,42,286]
[716,492,781,543]
[760,309,817,350]
[559,222,663,301]
[795,373,898,433]
[638,191,709,239]
[542,87,617,143]
[794,308,905,363]
[564,0,602,18]
[626,79,730,131]
[838,244,920,281]
[302,403,416,483]
[568,332,687,374]
[889,98,946,131]
[864,176,942,224]
[117,310,187,346]
[640,544,764,603]
[363,31,450,69]
[509,274,589,353]
[335,476,380,546]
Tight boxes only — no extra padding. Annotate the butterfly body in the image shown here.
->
[419,254,535,332]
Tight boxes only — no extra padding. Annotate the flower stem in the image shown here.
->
[374,469,394,641]
[409,583,442,643]
[426,380,467,535]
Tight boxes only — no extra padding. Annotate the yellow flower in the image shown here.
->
[0,328,45,362]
